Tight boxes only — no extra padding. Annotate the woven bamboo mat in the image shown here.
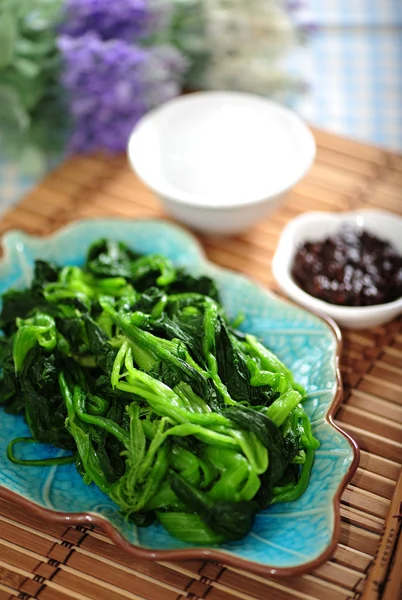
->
[0,128,401,600]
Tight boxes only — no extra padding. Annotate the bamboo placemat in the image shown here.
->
[0,128,401,600]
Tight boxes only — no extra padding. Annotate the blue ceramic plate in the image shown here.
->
[0,219,359,576]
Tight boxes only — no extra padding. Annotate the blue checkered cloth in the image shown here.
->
[304,0,402,151]
[1,0,401,214]
[0,162,35,217]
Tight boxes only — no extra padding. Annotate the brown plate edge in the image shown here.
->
[0,221,360,578]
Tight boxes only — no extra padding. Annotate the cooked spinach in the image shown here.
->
[0,239,319,544]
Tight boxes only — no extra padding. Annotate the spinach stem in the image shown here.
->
[7,437,76,467]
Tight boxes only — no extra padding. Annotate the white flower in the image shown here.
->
[179,0,306,97]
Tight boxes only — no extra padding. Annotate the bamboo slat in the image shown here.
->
[0,127,401,600]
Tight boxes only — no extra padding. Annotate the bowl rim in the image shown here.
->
[127,90,317,210]
[272,209,402,320]
[0,218,360,578]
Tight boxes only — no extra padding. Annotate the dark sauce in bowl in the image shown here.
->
[291,224,402,307]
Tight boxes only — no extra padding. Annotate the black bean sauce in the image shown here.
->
[291,224,402,306]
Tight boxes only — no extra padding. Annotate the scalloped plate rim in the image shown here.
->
[0,217,360,578]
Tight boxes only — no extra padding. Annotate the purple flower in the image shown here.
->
[58,33,187,153]
[61,0,172,41]
[285,0,305,11]
[285,1,318,37]
[299,20,318,35]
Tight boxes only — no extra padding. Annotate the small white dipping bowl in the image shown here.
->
[128,91,316,234]
[272,210,402,329]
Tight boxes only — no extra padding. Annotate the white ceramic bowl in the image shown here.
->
[272,210,402,329]
[128,91,316,234]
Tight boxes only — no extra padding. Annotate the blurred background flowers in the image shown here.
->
[0,0,310,172]
[1,0,401,214]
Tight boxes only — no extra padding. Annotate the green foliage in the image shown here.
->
[0,0,66,173]
[172,3,209,89]
[0,239,319,544]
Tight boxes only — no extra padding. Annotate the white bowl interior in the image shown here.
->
[128,92,316,207]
